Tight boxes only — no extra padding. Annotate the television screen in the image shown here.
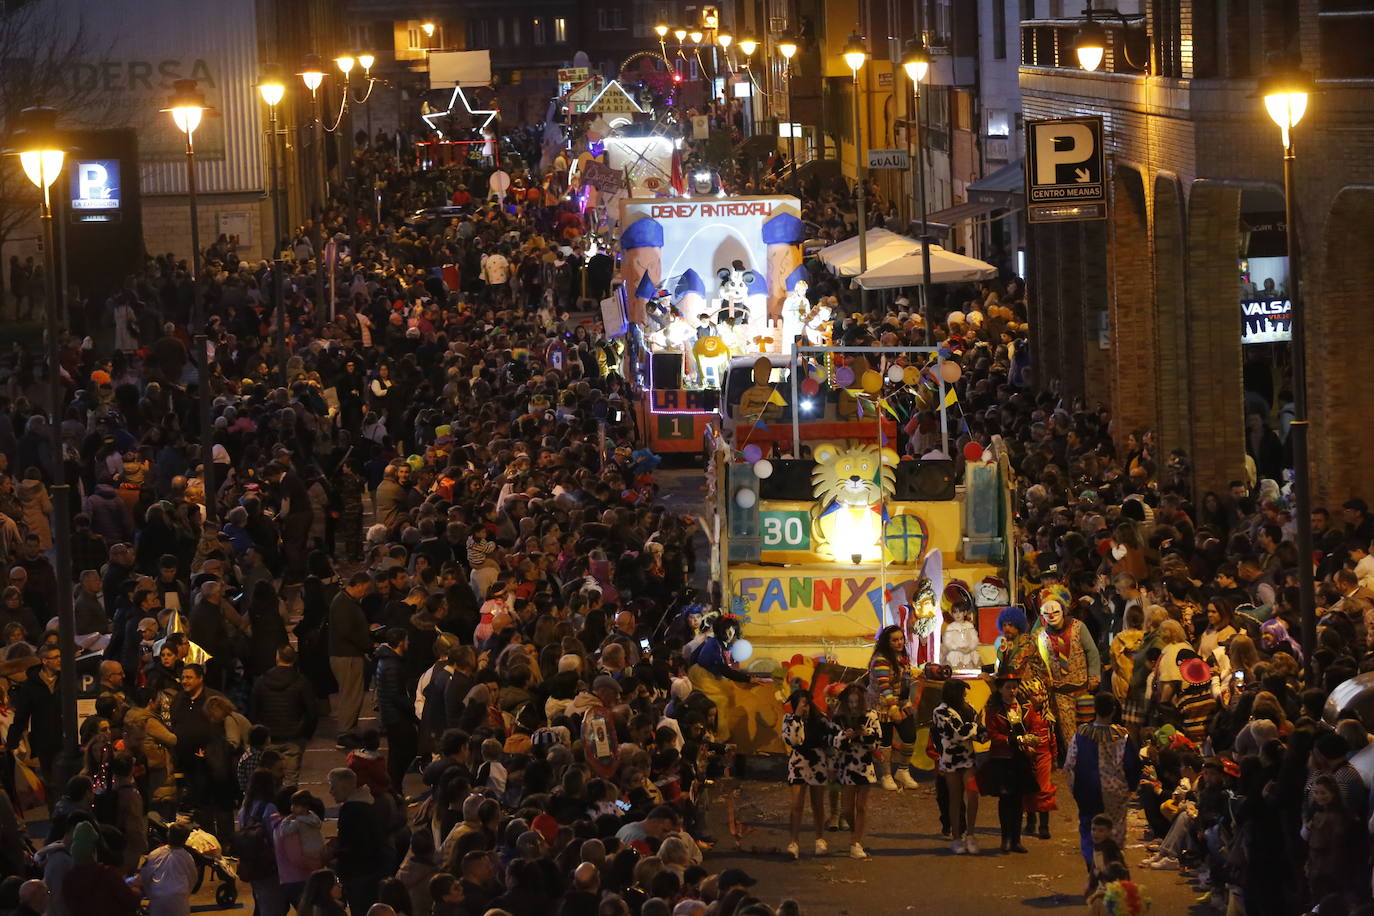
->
[71,159,121,211]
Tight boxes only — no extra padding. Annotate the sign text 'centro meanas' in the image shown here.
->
[867,149,909,170]
[1024,115,1107,223]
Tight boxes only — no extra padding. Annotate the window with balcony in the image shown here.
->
[555,18,568,42]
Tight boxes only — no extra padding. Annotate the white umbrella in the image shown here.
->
[855,244,999,289]
[816,229,921,277]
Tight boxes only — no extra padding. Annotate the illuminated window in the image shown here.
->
[554,17,567,42]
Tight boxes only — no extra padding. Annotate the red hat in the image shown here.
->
[1179,657,1212,686]
[531,812,559,846]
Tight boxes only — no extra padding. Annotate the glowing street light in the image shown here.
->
[902,38,930,85]
[1075,18,1106,71]
[655,23,669,38]
[689,29,704,45]
[738,36,757,57]
[299,54,325,95]
[335,54,356,78]
[358,52,375,74]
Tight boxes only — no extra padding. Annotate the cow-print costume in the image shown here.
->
[829,709,882,786]
[782,713,838,786]
[932,702,988,772]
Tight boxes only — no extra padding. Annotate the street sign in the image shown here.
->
[1024,115,1107,223]
[558,67,589,83]
[867,148,909,170]
[877,71,893,88]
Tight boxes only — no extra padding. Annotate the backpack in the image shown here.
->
[230,802,277,882]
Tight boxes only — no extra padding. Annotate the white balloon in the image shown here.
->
[753,459,774,479]
[735,488,757,508]
[731,638,753,662]
[887,364,905,383]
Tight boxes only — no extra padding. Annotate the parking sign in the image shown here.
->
[1024,116,1107,223]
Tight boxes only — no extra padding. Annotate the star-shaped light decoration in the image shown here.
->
[422,85,498,137]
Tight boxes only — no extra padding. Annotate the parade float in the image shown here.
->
[617,193,811,453]
[695,344,1017,761]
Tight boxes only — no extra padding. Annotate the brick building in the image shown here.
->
[1019,0,1374,507]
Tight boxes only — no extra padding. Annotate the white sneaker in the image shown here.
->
[849,842,868,859]
[951,837,966,855]
[1147,855,1179,870]
[894,768,919,790]
[963,833,979,854]
[880,773,899,791]
[785,841,799,860]
[814,838,828,856]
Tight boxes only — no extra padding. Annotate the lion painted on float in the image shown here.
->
[809,442,897,561]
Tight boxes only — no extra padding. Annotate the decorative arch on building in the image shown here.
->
[1312,186,1374,506]
[1153,173,1189,466]
[1184,181,1246,495]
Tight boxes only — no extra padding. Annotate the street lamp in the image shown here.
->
[1261,64,1317,656]
[903,37,934,343]
[655,23,669,38]
[738,36,758,57]
[689,29,704,45]
[358,52,375,75]
[6,106,80,785]
[335,55,356,78]
[259,65,288,382]
[778,33,799,194]
[421,21,436,39]
[1075,17,1107,71]
[674,27,687,43]
[299,54,329,317]
[843,33,869,293]
[717,31,732,50]
[161,79,219,523]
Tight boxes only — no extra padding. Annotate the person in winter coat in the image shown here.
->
[16,470,52,551]
[246,580,289,678]
[274,790,327,906]
[83,480,134,545]
[125,687,179,807]
[250,645,318,786]
[376,628,418,792]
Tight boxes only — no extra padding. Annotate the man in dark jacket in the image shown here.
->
[250,645,318,786]
[329,572,374,741]
[187,580,240,690]
[375,628,417,792]
[83,480,134,545]
[328,766,385,916]
[6,644,63,797]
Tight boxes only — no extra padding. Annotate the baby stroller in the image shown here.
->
[145,812,240,907]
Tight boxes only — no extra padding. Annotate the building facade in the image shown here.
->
[1019,0,1374,505]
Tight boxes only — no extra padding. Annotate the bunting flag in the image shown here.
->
[767,389,788,407]
[818,498,842,518]
[943,388,958,409]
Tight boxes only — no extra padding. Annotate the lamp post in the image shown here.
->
[258,66,287,383]
[8,107,80,785]
[358,53,376,148]
[1262,66,1317,657]
[162,80,219,523]
[299,55,328,319]
[843,33,868,303]
[778,34,798,194]
[903,38,934,344]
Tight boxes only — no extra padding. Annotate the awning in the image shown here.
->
[816,228,924,278]
[968,158,1025,197]
[923,199,1006,228]
[854,244,999,289]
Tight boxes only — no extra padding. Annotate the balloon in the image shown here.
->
[887,364,905,383]
[833,366,854,387]
[902,365,922,387]
[753,459,774,479]
[861,370,883,394]
[940,361,962,383]
[735,488,757,508]
[694,336,726,358]
[731,638,754,662]
[801,378,820,397]
[742,444,763,463]
[963,441,984,461]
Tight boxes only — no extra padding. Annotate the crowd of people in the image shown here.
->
[0,103,1366,916]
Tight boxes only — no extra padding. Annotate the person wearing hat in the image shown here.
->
[1171,651,1216,744]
